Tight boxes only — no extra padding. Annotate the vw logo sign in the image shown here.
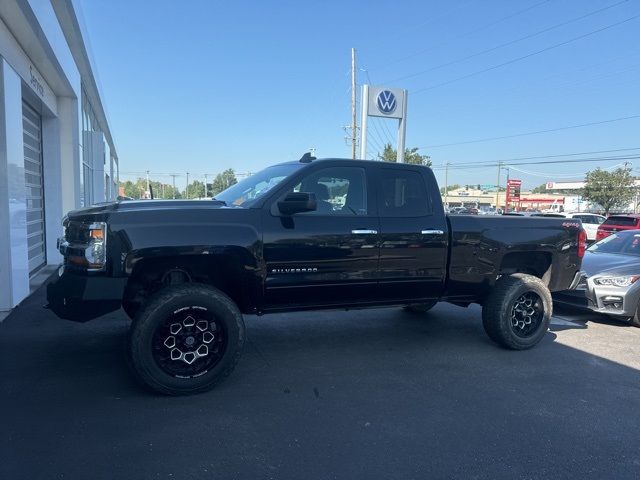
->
[376,90,397,115]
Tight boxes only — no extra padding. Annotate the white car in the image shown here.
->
[533,212,605,241]
[565,213,606,242]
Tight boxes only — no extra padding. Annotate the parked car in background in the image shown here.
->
[531,213,565,218]
[532,212,605,242]
[596,214,640,241]
[555,230,640,327]
[565,213,605,242]
[449,207,468,214]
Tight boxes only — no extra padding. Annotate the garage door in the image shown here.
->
[22,101,46,275]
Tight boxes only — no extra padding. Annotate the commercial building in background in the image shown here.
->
[0,0,118,311]
[443,187,575,212]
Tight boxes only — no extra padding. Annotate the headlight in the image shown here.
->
[593,276,640,287]
[65,221,107,271]
[85,222,107,270]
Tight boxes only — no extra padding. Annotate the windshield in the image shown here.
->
[214,163,301,207]
[589,231,640,256]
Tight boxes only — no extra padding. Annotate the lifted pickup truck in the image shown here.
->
[47,158,586,394]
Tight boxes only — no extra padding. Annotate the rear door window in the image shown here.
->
[575,215,594,224]
[379,169,430,217]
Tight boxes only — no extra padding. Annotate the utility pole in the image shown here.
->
[170,174,177,199]
[186,172,189,200]
[204,174,208,198]
[496,162,502,210]
[351,47,357,160]
[505,166,511,211]
[146,170,150,199]
[444,162,450,208]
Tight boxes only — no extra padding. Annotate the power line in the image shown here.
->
[368,0,552,71]
[386,0,629,84]
[421,115,640,149]
[372,0,476,47]
[367,138,384,157]
[508,161,626,178]
[434,154,639,169]
[413,14,640,94]
[370,118,391,148]
[439,147,640,166]
[431,154,640,171]
[367,131,384,150]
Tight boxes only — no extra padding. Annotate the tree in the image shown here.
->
[119,178,182,199]
[439,184,461,195]
[210,169,237,196]
[377,143,432,167]
[582,165,637,214]
[531,183,547,194]
[186,180,206,199]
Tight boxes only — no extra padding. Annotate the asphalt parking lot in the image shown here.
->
[2,281,640,480]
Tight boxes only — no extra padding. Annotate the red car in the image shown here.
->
[596,214,640,241]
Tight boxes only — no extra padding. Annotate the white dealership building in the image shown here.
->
[1,0,118,311]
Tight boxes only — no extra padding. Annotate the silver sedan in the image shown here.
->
[563,230,640,326]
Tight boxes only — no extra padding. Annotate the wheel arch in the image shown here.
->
[498,251,553,286]
[122,249,261,317]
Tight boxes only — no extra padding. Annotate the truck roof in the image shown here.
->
[278,157,430,169]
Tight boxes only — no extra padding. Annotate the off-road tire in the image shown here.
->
[403,301,438,314]
[482,273,552,350]
[128,283,245,395]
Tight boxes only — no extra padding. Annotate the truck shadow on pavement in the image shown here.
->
[2,284,640,479]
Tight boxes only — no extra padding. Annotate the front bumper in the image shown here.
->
[46,266,127,322]
[583,282,639,317]
[555,271,639,318]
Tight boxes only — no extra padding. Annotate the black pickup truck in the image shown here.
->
[47,158,586,394]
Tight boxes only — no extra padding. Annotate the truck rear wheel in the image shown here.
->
[403,301,437,314]
[482,273,551,350]
[128,284,245,395]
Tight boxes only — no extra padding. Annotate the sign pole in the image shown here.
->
[397,89,407,163]
[360,85,369,159]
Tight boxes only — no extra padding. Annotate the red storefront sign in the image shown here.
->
[506,179,522,205]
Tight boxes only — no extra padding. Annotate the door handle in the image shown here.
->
[421,229,444,235]
[351,229,378,235]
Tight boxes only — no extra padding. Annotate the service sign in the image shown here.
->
[506,179,522,203]
[367,86,406,119]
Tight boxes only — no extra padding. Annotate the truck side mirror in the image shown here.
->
[278,192,317,215]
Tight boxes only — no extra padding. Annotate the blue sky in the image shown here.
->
[79,0,640,188]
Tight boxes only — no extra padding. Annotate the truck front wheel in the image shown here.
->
[128,284,245,395]
[482,273,552,350]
